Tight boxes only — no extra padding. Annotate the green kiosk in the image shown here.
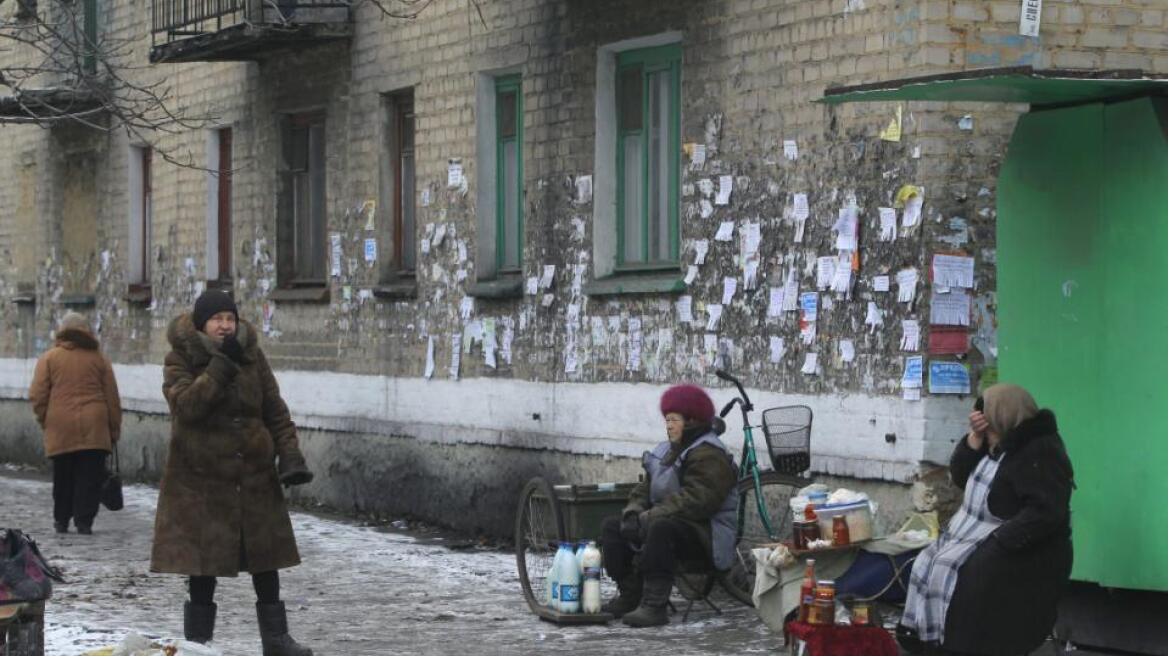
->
[823,67,1168,653]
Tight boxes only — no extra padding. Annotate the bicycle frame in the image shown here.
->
[716,370,779,542]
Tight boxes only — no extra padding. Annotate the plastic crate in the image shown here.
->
[551,482,637,543]
[761,405,813,474]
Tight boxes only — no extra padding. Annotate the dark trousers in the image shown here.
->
[51,449,107,528]
[189,570,281,605]
[600,515,707,581]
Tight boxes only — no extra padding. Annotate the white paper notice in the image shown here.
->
[767,287,784,318]
[330,233,342,276]
[902,195,923,229]
[879,207,897,242]
[769,336,786,363]
[676,295,694,323]
[897,268,919,303]
[459,297,474,320]
[698,178,714,198]
[930,289,972,326]
[783,270,799,312]
[421,188,432,207]
[840,339,855,363]
[525,276,538,296]
[684,265,699,285]
[690,144,707,169]
[830,254,853,294]
[694,240,710,265]
[801,353,818,375]
[865,302,883,332]
[457,240,468,263]
[722,277,737,305]
[932,254,975,289]
[424,336,436,379]
[958,115,974,131]
[741,222,762,255]
[794,217,807,243]
[834,206,858,251]
[575,175,593,205]
[449,334,462,379]
[447,160,464,188]
[716,175,733,206]
[706,304,723,331]
[715,221,735,242]
[1020,0,1042,37]
[540,265,556,289]
[541,293,555,307]
[901,319,921,351]
[432,223,447,249]
[793,193,810,221]
[816,256,836,290]
[627,318,643,372]
[783,140,799,161]
[874,275,891,292]
[700,199,714,219]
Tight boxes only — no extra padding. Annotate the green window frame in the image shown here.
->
[496,75,523,273]
[616,44,681,269]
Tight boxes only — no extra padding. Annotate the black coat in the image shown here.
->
[942,409,1074,655]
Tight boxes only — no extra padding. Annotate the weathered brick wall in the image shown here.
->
[0,0,1164,469]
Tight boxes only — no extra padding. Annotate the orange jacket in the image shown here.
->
[28,328,122,457]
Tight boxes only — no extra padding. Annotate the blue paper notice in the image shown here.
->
[799,292,819,322]
[902,356,924,389]
[928,361,971,394]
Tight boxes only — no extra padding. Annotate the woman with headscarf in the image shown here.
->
[599,384,738,628]
[28,312,122,535]
[899,383,1075,655]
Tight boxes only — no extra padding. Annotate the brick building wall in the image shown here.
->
[0,0,1163,532]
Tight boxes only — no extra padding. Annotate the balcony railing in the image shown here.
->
[150,0,351,63]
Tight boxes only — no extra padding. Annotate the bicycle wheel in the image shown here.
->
[720,470,804,606]
[515,477,566,614]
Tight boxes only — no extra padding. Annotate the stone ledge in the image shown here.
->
[583,272,686,296]
[466,276,523,299]
[269,286,330,303]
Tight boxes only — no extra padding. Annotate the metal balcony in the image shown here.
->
[150,0,351,64]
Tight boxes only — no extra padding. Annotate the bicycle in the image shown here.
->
[713,369,813,606]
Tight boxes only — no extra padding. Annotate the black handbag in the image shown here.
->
[101,448,124,512]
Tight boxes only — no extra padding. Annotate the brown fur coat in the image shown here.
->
[150,314,305,576]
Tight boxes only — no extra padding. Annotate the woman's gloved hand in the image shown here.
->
[620,511,641,543]
[219,334,245,363]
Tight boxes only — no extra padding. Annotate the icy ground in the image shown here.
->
[0,471,779,655]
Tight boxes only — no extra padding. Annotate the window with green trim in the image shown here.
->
[496,76,523,272]
[617,44,680,267]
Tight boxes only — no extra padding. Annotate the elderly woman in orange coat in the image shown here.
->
[29,312,122,535]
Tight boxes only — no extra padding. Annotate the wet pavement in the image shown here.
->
[0,469,778,655]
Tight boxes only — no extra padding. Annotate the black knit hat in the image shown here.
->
[192,290,238,331]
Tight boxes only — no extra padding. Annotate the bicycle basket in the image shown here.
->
[761,405,812,474]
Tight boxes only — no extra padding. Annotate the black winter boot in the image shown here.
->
[256,601,313,656]
[183,602,217,644]
[622,577,672,628]
[601,575,642,618]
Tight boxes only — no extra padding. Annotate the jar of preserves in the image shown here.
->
[808,599,834,625]
[793,520,820,550]
[832,515,851,547]
[851,600,871,626]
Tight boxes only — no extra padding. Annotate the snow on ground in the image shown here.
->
[0,473,779,655]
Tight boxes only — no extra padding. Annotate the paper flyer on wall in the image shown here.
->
[928,361,971,394]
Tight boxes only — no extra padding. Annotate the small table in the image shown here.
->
[785,620,898,656]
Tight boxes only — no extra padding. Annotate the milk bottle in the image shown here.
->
[556,542,581,613]
[580,541,602,614]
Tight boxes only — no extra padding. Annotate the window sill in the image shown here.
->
[583,272,686,296]
[269,286,330,303]
[60,293,96,307]
[467,276,523,300]
[372,280,418,300]
[206,278,233,292]
[125,285,152,305]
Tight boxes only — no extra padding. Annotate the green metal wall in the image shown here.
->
[998,97,1168,591]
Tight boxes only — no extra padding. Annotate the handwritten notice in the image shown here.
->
[932,254,975,289]
[769,336,786,363]
[768,287,785,318]
[929,289,971,326]
[897,268,919,304]
[901,319,921,352]
[834,205,859,251]
[840,339,855,363]
[706,304,724,331]
[714,221,735,242]
[676,295,694,323]
[722,277,738,305]
[816,256,836,290]
[716,175,733,206]
[873,275,891,293]
[783,140,799,161]
[801,353,818,375]
[694,239,710,265]
[879,207,897,241]
[690,144,707,169]
[865,302,883,332]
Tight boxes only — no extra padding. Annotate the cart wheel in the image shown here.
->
[721,470,803,606]
[515,477,566,614]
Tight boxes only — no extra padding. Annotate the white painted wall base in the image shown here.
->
[0,357,966,482]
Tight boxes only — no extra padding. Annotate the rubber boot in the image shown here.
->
[600,574,642,618]
[622,577,672,628]
[256,601,313,656]
[183,602,217,644]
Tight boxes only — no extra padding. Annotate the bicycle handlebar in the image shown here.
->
[715,369,753,412]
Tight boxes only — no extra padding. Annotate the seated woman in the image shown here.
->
[600,384,738,628]
[900,383,1074,655]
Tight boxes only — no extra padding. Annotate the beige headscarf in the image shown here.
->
[982,383,1039,436]
[59,312,91,333]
